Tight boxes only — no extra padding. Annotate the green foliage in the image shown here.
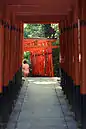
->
[52,47,60,76]
[51,24,60,38]
[24,23,60,39]
[24,31,29,38]
[24,24,45,38]
[52,40,59,46]
[24,51,31,64]
[42,24,52,38]
[42,24,60,39]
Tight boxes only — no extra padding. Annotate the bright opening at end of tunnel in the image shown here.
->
[22,23,60,78]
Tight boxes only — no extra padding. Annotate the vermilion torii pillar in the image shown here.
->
[67,11,71,78]
[63,18,67,74]
[19,22,23,69]
[62,18,69,95]
[64,18,68,75]
[59,20,64,71]
[3,6,11,89]
[65,16,70,78]
[72,0,81,121]
[80,0,86,128]
[16,22,20,72]
[67,10,74,104]
[73,4,80,120]
[59,20,66,90]
[73,2,80,87]
[0,10,4,93]
[16,22,20,73]
[9,12,14,82]
[15,22,18,74]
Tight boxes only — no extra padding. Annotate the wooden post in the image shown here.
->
[0,10,4,93]
[3,6,11,88]
[80,0,86,128]
[72,0,81,121]
[10,12,16,81]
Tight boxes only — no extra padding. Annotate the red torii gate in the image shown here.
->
[23,38,58,77]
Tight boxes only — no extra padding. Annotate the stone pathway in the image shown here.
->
[6,77,78,129]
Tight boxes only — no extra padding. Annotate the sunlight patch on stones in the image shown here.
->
[33,81,57,85]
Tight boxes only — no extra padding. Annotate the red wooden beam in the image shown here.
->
[16,15,66,23]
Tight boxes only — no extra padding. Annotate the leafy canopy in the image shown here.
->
[24,23,59,39]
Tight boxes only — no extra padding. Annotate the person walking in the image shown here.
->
[22,60,29,77]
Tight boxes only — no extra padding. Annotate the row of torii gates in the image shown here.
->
[23,38,58,77]
[0,0,86,128]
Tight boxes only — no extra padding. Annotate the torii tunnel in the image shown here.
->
[0,0,86,128]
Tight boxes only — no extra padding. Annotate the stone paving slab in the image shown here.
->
[6,77,78,129]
